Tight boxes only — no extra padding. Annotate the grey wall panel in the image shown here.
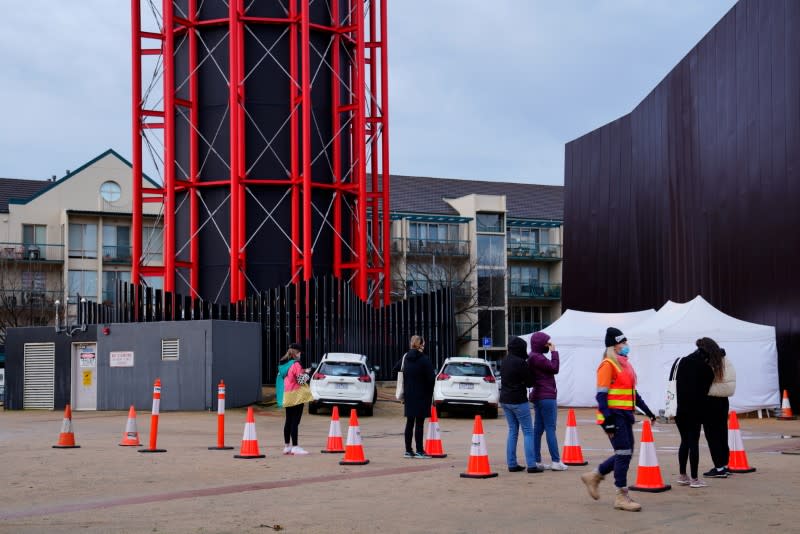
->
[564,0,800,408]
[210,321,262,409]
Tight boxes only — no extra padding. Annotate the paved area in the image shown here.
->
[1,386,798,533]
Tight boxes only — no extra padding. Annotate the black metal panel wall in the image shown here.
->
[109,276,455,384]
[564,0,800,407]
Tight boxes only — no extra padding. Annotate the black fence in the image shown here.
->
[79,276,456,384]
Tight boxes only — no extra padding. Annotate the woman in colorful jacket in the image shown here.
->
[580,327,656,512]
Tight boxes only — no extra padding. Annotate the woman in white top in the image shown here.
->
[702,348,735,478]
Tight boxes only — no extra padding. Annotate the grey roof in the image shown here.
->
[389,174,563,221]
[0,177,52,213]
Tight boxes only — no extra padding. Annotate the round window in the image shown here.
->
[100,181,121,202]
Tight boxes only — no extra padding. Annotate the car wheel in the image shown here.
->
[308,402,318,415]
[484,406,498,419]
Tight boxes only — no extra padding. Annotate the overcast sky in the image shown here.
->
[0,0,736,186]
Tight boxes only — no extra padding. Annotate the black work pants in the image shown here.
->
[405,416,425,453]
[703,396,729,468]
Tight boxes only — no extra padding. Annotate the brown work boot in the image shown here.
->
[614,487,642,512]
[580,470,604,500]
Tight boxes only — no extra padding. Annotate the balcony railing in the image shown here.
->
[0,242,64,262]
[506,242,562,260]
[0,289,61,308]
[102,245,133,264]
[393,278,472,299]
[508,281,562,299]
[508,321,552,336]
[396,238,470,257]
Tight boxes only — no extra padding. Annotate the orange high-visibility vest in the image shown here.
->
[596,356,637,424]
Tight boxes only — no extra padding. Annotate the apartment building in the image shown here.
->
[0,149,162,344]
[389,175,564,358]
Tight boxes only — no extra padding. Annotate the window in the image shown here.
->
[68,223,97,258]
[102,271,131,304]
[22,224,46,259]
[142,226,163,264]
[100,181,121,202]
[477,235,504,266]
[409,222,459,241]
[508,305,550,336]
[102,225,131,262]
[478,269,505,306]
[476,213,503,233]
[68,270,98,299]
[478,309,506,347]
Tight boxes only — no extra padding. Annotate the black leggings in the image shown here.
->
[284,404,304,446]
[405,416,425,453]
[676,415,702,478]
[703,397,729,468]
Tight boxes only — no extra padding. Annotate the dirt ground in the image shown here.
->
[1,385,798,534]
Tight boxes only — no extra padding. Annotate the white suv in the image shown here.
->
[433,357,499,419]
[309,353,379,416]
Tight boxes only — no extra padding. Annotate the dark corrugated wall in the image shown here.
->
[564,0,800,409]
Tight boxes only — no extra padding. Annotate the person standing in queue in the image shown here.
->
[282,343,312,455]
[702,345,736,478]
[528,332,567,471]
[581,327,657,512]
[500,336,541,473]
[394,335,435,458]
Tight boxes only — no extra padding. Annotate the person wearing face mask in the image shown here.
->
[527,332,566,471]
[580,327,657,512]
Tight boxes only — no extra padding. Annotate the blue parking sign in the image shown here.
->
[482,337,492,348]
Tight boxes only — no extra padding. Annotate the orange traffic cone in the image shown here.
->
[234,406,265,459]
[339,409,369,465]
[777,390,797,420]
[728,411,756,473]
[460,415,497,479]
[119,405,142,446]
[53,404,80,449]
[424,406,447,458]
[321,406,346,454]
[629,420,671,492]
[561,408,588,466]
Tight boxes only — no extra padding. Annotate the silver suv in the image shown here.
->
[309,353,379,416]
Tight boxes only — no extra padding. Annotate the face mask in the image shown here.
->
[618,346,630,356]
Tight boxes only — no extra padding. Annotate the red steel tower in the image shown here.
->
[131,0,390,306]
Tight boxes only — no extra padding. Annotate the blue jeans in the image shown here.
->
[502,402,536,468]
[533,398,560,463]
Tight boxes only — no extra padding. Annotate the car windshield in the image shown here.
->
[442,362,491,377]
[319,362,365,377]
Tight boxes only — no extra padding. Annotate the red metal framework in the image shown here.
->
[131,0,390,306]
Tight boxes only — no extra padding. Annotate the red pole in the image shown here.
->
[139,378,167,453]
[289,1,301,284]
[380,0,391,305]
[331,0,342,278]
[188,0,200,298]
[355,0,368,299]
[163,0,176,294]
[229,0,241,300]
[301,0,313,281]
[209,380,233,450]
[131,0,142,312]
[236,0,247,301]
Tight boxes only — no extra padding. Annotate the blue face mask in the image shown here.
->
[619,346,630,356]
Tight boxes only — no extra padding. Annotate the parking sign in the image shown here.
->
[482,337,492,348]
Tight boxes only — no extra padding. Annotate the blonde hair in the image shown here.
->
[603,346,620,368]
[410,335,425,350]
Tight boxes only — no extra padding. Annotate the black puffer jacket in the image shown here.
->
[500,337,533,404]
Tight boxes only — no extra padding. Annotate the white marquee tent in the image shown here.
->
[521,297,779,413]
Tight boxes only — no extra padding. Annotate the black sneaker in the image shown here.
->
[703,467,728,478]
[413,451,432,459]
[508,465,525,472]
[527,465,544,473]
[404,451,414,458]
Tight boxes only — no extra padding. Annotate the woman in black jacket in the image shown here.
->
[675,338,716,488]
[394,335,435,458]
[500,337,541,473]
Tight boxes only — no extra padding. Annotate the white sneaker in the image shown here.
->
[283,445,292,455]
[549,461,569,471]
[291,446,309,455]
[534,462,545,470]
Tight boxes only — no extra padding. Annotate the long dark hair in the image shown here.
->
[696,337,724,381]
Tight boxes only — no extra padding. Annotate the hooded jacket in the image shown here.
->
[527,331,559,402]
[500,337,534,404]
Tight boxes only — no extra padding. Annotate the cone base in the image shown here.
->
[209,446,235,450]
[119,442,142,447]
[321,449,346,453]
[139,448,167,453]
[52,445,80,449]
[428,453,447,458]
[777,415,797,420]
[339,459,370,465]
[630,483,671,493]
[234,454,265,459]
[564,460,588,466]
[729,467,756,473]
[460,472,498,479]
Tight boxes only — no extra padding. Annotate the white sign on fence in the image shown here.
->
[110,351,135,368]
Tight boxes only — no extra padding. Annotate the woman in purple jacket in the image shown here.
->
[528,332,567,471]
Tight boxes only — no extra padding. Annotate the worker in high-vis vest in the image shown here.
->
[581,327,657,512]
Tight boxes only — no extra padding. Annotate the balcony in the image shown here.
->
[102,245,133,264]
[0,289,61,308]
[508,321,552,336]
[508,281,562,300]
[393,278,472,299]
[400,238,470,257]
[0,242,64,263]
[506,242,562,261]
